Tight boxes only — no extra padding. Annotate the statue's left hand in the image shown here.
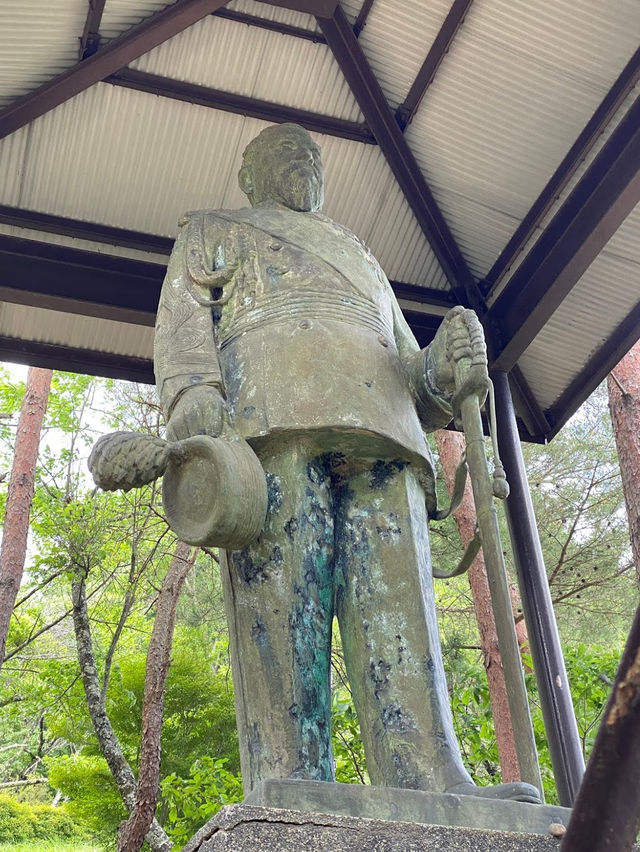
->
[166,385,227,442]
[430,307,489,407]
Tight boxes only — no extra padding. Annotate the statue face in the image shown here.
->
[241,125,324,212]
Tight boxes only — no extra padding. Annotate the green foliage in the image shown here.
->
[0,793,83,844]
[161,757,243,846]
[442,642,622,803]
[0,844,99,852]
[47,756,125,839]
[331,686,368,784]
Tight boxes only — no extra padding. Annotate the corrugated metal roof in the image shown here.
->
[227,0,319,31]
[100,0,172,43]
[356,0,453,109]
[0,0,87,105]
[3,80,443,288]
[405,0,640,280]
[488,86,639,300]
[0,302,154,360]
[131,13,362,121]
[0,125,29,207]
[0,0,638,435]
[519,201,640,410]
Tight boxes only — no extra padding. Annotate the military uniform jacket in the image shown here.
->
[155,205,452,471]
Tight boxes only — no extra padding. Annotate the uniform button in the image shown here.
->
[378,335,390,347]
[299,320,311,329]
[270,243,282,251]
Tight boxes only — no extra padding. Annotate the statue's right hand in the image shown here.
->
[166,385,227,442]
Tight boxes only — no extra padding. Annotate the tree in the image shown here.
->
[117,541,196,852]
[607,340,640,576]
[0,367,52,671]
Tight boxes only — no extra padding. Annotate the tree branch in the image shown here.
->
[117,542,196,852]
[71,566,172,852]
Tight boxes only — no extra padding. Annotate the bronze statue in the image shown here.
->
[97,123,540,804]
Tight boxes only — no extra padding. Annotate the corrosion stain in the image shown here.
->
[607,646,640,726]
[265,472,284,515]
[231,550,269,584]
[370,458,407,489]
[284,516,298,541]
[251,619,268,645]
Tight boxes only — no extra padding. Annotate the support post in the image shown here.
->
[491,371,585,806]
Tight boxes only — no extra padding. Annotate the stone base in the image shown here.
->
[182,803,569,851]
[244,778,571,836]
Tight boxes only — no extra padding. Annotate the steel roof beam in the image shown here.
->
[483,46,640,295]
[0,230,443,324]
[487,93,640,372]
[507,365,551,439]
[318,5,546,436]
[256,0,337,14]
[0,0,233,141]
[353,0,375,37]
[0,337,155,384]
[0,204,174,254]
[107,68,375,144]
[396,0,473,131]
[213,8,326,42]
[0,0,338,141]
[79,0,107,59]
[317,5,479,309]
[0,234,163,324]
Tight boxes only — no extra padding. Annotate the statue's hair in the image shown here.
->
[241,123,311,168]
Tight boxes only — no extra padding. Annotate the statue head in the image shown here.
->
[238,123,324,212]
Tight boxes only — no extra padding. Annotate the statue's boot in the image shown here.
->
[446,781,542,804]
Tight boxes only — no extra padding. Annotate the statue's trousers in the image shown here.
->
[220,438,471,795]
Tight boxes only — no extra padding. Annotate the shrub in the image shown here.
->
[0,793,83,843]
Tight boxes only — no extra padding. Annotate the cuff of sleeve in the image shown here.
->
[159,374,223,419]
[405,349,453,431]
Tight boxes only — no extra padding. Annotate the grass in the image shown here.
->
[0,843,99,852]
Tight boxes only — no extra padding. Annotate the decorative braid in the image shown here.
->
[88,432,171,492]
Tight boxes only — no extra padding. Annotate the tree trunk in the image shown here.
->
[607,341,640,578]
[118,541,195,852]
[71,566,172,852]
[435,428,526,782]
[0,367,52,671]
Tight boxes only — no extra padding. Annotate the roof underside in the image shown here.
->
[0,0,638,441]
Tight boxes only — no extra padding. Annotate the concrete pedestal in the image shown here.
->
[182,780,581,851]
[182,803,568,851]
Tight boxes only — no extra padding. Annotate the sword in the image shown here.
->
[451,316,543,794]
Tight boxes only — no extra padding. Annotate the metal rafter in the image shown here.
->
[79,0,107,59]
[353,0,375,37]
[213,8,326,42]
[107,68,375,144]
[508,365,550,440]
[396,0,473,131]
[487,94,640,372]
[0,234,163,324]
[0,337,154,384]
[0,0,338,141]
[256,0,337,13]
[317,5,548,437]
[317,6,479,309]
[0,228,444,332]
[483,46,640,295]
[0,204,173,254]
